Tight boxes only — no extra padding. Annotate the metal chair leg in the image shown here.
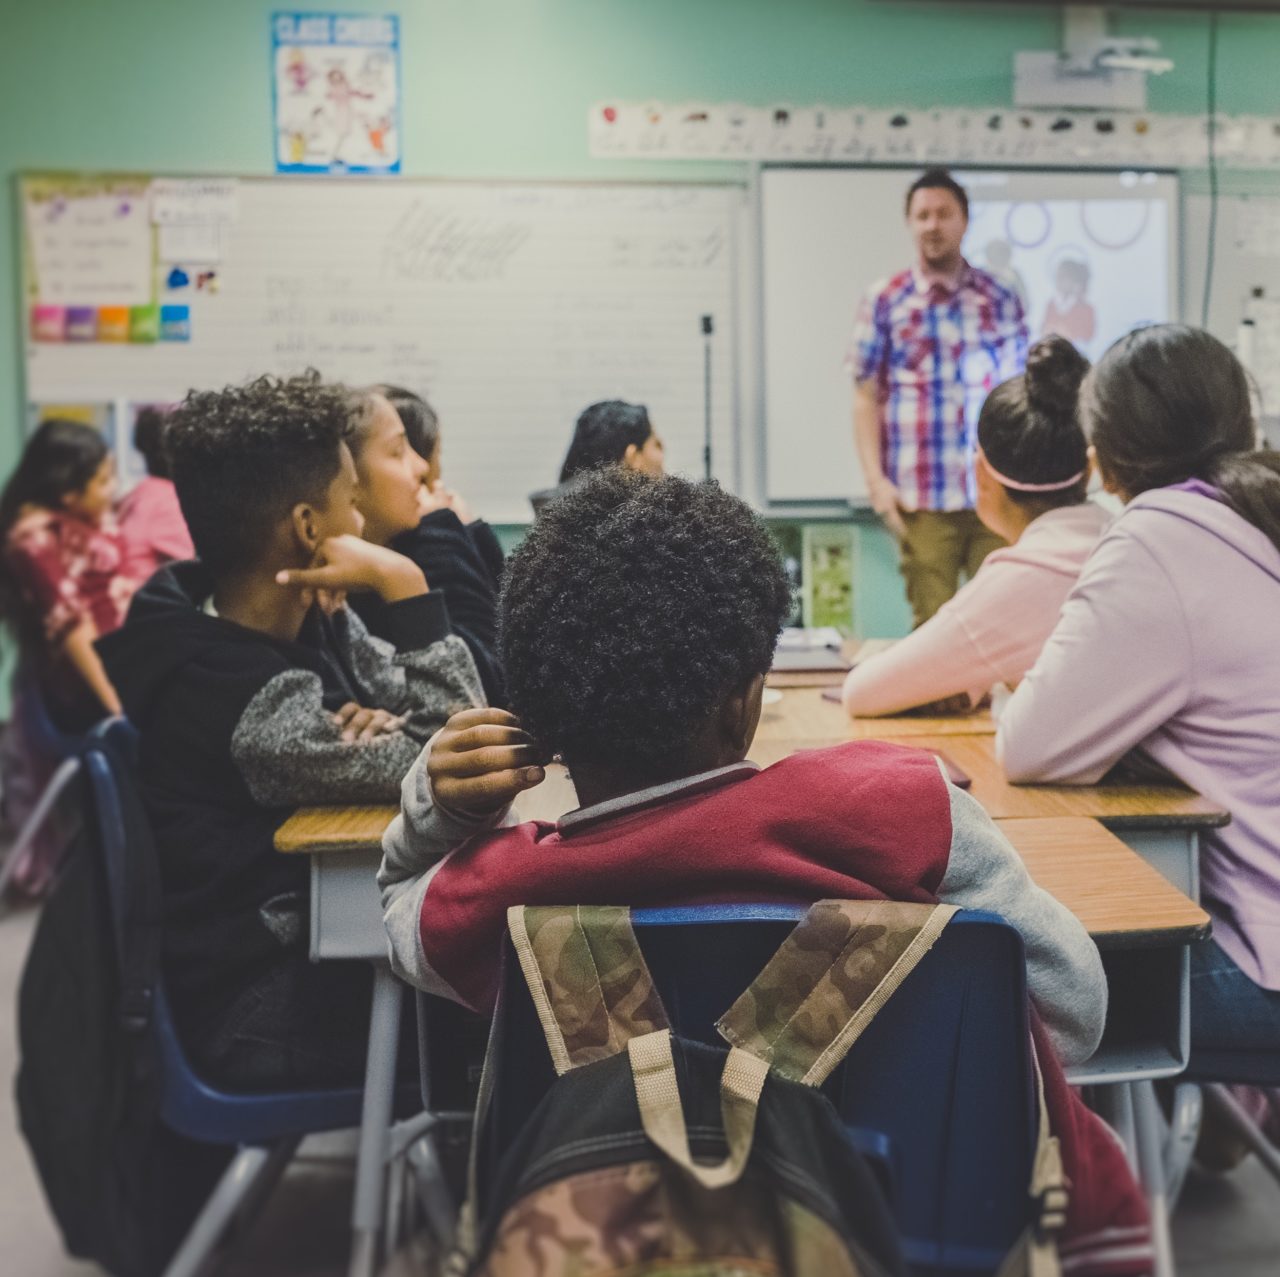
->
[1133,1080,1177,1277]
[0,756,80,911]
[1205,1084,1280,1187]
[1164,1083,1202,1211]
[163,1145,275,1277]
[348,964,403,1277]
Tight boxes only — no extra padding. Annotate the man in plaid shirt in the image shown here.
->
[850,169,1028,627]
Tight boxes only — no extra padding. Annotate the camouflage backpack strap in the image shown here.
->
[627,1029,770,1190]
[717,898,958,1086]
[507,904,669,1074]
[994,1039,1067,1277]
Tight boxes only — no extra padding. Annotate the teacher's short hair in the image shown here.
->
[905,168,969,219]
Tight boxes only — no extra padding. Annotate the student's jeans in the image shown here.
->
[1190,936,1280,1055]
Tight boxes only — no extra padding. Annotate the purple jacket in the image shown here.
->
[998,484,1280,989]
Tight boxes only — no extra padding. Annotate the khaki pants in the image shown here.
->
[898,509,1006,629]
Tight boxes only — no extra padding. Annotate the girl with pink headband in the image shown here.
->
[843,336,1110,718]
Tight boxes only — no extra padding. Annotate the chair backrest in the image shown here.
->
[483,903,1035,1276]
[79,720,367,1145]
[12,668,87,762]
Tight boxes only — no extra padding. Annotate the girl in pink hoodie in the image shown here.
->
[999,325,1280,1090]
[844,336,1111,717]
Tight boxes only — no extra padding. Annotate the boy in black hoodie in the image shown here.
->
[98,372,482,1088]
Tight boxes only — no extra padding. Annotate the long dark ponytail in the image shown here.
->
[1084,323,1280,554]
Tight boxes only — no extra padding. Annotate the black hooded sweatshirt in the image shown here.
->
[97,561,482,1051]
[349,508,507,706]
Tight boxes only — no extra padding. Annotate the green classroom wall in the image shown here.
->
[5,0,1280,644]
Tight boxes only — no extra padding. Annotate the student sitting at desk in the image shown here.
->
[842,336,1110,717]
[379,469,1149,1270]
[347,386,507,705]
[998,325,1280,1137]
[98,372,482,1088]
[528,399,665,513]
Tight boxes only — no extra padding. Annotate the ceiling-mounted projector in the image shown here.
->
[1013,5,1173,111]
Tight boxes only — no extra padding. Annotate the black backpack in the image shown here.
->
[15,728,228,1277]
[453,901,952,1277]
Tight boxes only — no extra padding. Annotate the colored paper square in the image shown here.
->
[159,304,191,342]
[31,305,66,342]
[65,306,98,341]
[97,306,130,342]
[128,305,159,343]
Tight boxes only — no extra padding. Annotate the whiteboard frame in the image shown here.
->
[752,161,1183,515]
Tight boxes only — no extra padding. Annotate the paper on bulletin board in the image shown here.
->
[272,12,401,174]
[22,177,153,308]
[151,178,239,226]
[1235,197,1280,260]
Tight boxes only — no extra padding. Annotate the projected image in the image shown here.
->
[967,191,1169,361]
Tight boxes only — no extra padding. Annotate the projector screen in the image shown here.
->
[760,166,1180,504]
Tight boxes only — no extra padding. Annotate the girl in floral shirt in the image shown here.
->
[1,419,137,727]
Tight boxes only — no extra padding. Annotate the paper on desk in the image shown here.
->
[777,626,844,651]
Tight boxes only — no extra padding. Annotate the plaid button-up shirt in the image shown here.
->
[849,263,1027,512]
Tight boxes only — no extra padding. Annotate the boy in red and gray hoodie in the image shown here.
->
[379,469,1152,1275]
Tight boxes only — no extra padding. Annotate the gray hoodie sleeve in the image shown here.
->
[229,599,484,808]
[378,733,518,994]
[938,776,1107,1066]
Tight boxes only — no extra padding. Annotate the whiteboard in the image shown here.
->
[759,166,1179,505]
[24,179,741,524]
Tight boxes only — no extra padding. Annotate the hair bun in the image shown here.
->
[1024,336,1090,425]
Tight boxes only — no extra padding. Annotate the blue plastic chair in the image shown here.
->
[0,672,92,905]
[81,719,373,1277]
[480,903,1036,1277]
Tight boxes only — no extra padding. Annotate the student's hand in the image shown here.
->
[428,707,546,818]
[869,475,907,541]
[276,535,428,604]
[333,702,407,742]
[419,481,475,525]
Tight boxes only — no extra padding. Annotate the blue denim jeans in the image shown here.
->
[1190,937,1280,1053]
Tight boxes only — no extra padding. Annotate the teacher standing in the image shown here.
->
[850,169,1028,627]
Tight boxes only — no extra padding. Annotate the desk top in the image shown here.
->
[274,763,579,854]
[767,732,1226,830]
[274,798,1206,946]
[1002,818,1209,947]
[757,686,994,740]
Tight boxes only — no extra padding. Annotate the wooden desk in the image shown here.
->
[274,784,1208,949]
[757,686,994,741]
[1000,818,1208,949]
[750,730,1227,830]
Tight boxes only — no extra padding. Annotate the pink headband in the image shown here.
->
[979,448,1085,493]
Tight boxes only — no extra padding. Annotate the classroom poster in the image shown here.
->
[23,177,153,309]
[272,13,401,174]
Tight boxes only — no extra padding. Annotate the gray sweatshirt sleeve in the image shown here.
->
[337,597,484,743]
[229,599,484,808]
[938,776,1107,1066]
[378,733,518,994]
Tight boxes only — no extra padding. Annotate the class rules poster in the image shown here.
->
[272,13,401,174]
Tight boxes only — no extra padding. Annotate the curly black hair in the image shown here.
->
[166,371,355,575]
[500,470,791,776]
